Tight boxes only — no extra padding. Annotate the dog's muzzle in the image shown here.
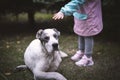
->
[52,43,59,51]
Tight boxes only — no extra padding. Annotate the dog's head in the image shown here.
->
[36,28,60,53]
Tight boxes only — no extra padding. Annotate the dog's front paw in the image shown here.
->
[59,51,68,58]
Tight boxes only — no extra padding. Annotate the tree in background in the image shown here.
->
[0,0,120,29]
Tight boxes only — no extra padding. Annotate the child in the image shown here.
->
[53,0,103,67]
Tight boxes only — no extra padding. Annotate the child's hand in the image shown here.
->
[53,12,64,20]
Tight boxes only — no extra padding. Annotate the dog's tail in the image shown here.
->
[14,65,28,72]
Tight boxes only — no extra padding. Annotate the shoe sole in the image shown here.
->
[75,61,94,67]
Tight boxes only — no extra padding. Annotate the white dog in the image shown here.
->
[16,28,68,80]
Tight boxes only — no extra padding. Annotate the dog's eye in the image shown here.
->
[53,34,58,39]
[44,36,49,41]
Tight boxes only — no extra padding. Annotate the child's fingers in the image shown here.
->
[53,15,60,20]
[61,16,64,19]
[53,15,58,20]
[53,13,59,19]
[52,13,64,20]
[52,13,58,19]
[52,15,57,20]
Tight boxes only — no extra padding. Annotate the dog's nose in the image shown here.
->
[52,43,58,50]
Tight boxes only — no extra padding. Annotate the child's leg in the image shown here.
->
[71,36,84,61]
[78,36,85,52]
[84,36,94,58]
[75,36,94,66]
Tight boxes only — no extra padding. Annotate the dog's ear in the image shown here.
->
[53,28,60,36]
[36,29,43,39]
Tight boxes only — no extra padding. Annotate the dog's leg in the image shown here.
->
[34,72,67,80]
[59,50,68,58]
[34,75,39,80]
[48,51,62,72]
[33,69,67,80]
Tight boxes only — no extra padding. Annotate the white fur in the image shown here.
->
[23,29,67,80]
[44,29,59,53]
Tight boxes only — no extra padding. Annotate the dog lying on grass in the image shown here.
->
[15,28,68,80]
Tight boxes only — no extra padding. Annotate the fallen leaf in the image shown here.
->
[5,72,11,76]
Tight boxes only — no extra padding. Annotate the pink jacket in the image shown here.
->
[73,0,103,36]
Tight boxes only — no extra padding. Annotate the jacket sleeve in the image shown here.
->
[60,0,85,16]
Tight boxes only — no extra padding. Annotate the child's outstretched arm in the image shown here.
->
[53,12,64,20]
[53,0,85,20]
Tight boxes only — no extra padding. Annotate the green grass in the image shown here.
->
[0,12,120,80]
[0,33,120,80]
[35,12,52,22]
[0,12,52,23]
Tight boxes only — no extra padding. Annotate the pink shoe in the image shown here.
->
[75,55,94,67]
[71,50,84,61]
